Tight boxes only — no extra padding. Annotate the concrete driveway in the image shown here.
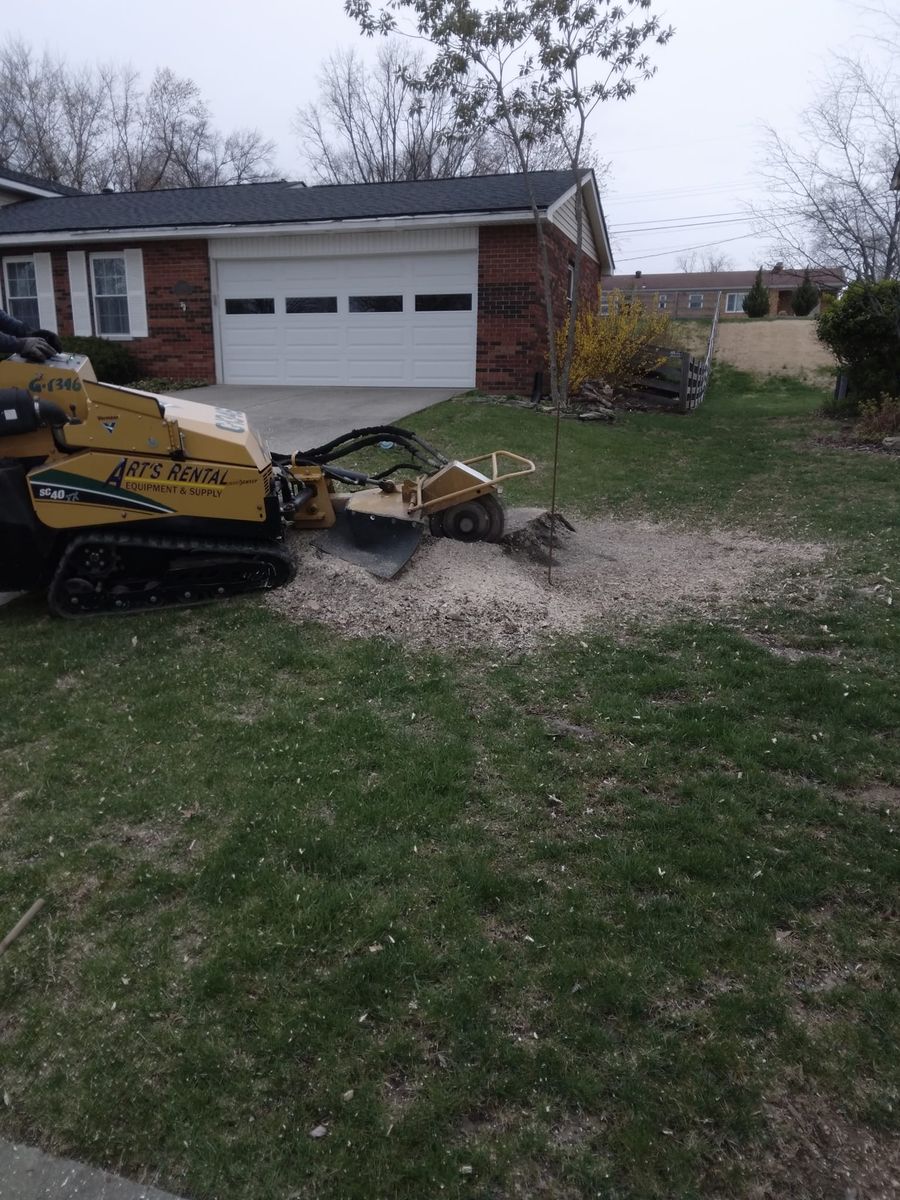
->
[165,384,460,453]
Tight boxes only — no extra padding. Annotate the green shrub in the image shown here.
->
[743,268,771,318]
[60,335,139,385]
[791,270,819,317]
[855,395,900,441]
[817,280,900,414]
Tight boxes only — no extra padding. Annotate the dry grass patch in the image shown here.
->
[715,320,836,379]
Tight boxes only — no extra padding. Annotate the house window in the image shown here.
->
[414,293,473,312]
[725,292,748,313]
[599,296,610,316]
[3,258,40,327]
[285,297,337,314]
[688,293,704,310]
[91,255,130,335]
[225,298,275,315]
[658,293,668,311]
[566,262,575,304]
[349,295,403,313]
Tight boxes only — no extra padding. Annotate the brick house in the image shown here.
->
[604,265,845,319]
[0,168,611,393]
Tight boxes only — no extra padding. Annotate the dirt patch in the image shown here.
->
[751,1091,900,1200]
[716,320,836,379]
[846,784,900,813]
[268,513,828,651]
[742,633,844,662]
[813,431,900,457]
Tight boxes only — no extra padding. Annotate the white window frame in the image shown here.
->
[90,252,132,339]
[657,293,668,311]
[725,292,748,314]
[688,293,704,310]
[2,253,57,332]
[2,256,41,328]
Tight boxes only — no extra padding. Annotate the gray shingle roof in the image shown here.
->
[0,171,577,236]
[0,167,84,197]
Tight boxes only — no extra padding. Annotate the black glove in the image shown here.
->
[31,328,62,353]
[17,336,57,363]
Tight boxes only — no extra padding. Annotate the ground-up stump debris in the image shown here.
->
[268,510,827,651]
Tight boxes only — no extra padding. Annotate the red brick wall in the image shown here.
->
[476,223,601,394]
[23,239,215,381]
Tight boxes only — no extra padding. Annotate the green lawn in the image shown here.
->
[1,368,898,1199]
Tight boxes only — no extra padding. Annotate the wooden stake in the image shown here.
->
[0,899,45,958]
[547,393,564,587]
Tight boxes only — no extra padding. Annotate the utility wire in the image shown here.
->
[604,180,754,203]
[611,216,757,236]
[611,209,749,228]
[615,230,760,263]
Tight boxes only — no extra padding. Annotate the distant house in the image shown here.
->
[0,165,612,392]
[603,265,846,319]
[0,167,83,207]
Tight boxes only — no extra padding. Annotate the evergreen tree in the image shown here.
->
[791,270,820,316]
[743,269,771,318]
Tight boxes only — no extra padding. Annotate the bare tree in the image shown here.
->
[479,120,607,178]
[676,248,735,273]
[754,56,899,281]
[296,40,609,184]
[295,42,493,183]
[0,41,277,192]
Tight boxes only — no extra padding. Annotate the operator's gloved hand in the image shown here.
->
[31,328,62,353]
[17,336,57,362]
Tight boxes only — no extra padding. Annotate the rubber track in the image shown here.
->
[47,530,295,618]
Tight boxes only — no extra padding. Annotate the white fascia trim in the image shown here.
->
[545,172,614,272]
[0,179,71,200]
[0,207,543,249]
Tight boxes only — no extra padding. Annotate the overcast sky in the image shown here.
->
[8,0,892,272]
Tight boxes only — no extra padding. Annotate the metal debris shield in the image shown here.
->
[313,509,425,578]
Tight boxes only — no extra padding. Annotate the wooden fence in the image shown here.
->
[628,292,722,413]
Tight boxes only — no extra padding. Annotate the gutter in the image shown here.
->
[0,206,551,248]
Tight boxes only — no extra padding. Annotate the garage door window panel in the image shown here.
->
[415,293,473,312]
[349,295,403,313]
[226,298,275,315]
[286,297,338,314]
[92,256,130,336]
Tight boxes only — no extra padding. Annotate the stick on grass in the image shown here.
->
[0,898,46,958]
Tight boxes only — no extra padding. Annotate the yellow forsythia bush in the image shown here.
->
[558,290,672,395]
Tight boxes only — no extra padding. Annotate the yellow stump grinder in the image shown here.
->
[0,351,534,617]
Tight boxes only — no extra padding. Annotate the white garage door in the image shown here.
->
[217,250,477,387]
